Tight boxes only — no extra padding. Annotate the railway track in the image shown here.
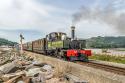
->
[75,61,125,76]
[25,51,125,76]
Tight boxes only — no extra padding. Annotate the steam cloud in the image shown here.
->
[72,1,125,33]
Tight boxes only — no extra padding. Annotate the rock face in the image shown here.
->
[0,62,16,74]
[0,50,71,83]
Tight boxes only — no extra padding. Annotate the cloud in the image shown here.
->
[0,0,71,32]
[0,29,44,42]
[0,0,59,29]
[75,21,119,38]
[0,0,72,42]
[72,0,125,34]
[0,0,125,42]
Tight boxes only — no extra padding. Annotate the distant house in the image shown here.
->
[0,45,12,51]
[0,45,9,48]
[0,45,13,48]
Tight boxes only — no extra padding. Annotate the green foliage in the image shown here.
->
[86,36,125,48]
[0,38,18,46]
[90,54,125,64]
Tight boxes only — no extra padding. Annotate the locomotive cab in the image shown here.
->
[45,32,68,56]
[46,32,67,41]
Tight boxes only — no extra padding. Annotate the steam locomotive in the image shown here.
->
[23,26,91,61]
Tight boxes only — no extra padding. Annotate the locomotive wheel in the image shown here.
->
[56,51,63,60]
[79,54,88,62]
[59,51,67,60]
[69,56,74,62]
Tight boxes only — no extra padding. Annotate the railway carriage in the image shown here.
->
[32,38,46,54]
[22,43,27,50]
[27,42,32,51]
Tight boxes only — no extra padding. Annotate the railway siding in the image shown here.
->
[25,51,125,83]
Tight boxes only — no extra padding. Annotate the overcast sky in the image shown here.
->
[0,0,125,43]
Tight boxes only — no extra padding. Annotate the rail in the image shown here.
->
[75,61,125,76]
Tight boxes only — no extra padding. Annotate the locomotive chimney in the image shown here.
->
[71,26,75,40]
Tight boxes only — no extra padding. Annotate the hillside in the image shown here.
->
[86,36,125,48]
[0,38,18,46]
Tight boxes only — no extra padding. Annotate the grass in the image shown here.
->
[116,49,125,51]
[90,54,125,64]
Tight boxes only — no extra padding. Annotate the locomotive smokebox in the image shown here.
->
[71,26,75,40]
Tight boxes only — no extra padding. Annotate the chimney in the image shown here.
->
[71,26,75,40]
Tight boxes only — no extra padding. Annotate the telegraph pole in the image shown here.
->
[20,34,24,55]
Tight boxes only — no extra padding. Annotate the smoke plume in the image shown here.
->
[72,1,125,33]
